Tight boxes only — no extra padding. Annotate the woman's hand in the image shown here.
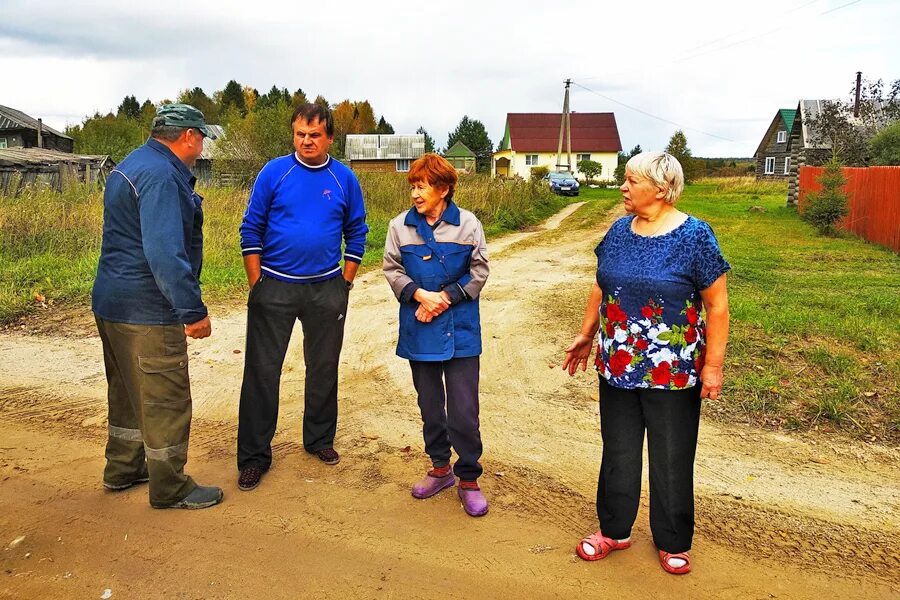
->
[414,290,451,322]
[699,364,723,400]
[562,333,594,376]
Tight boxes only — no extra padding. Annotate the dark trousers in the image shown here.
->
[596,377,701,554]
[238,275,349,470]
[409,356,483,481]
[95,317,197,506]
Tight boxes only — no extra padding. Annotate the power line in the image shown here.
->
[570,81,737,142]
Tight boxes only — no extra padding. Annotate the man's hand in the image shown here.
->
[413,289,450,323]
[184,316,212,339]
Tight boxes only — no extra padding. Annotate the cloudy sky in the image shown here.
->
[3,0,898,156]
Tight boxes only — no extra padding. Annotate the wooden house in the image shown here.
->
[345,134,425,172]
[754,109,795,180]
[0,147,114,194]
[0,105,74,153]
[443,141,476,174]
[491,113,621,181]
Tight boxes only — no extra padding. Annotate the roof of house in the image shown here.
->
[779,109,797,133]
[345,134,425,161]
[500,113,621,153]
[0,105,72,139]
[0,147,113,169]
[198,125,226,160]
[444,141,475,158]
[793,99,892,150]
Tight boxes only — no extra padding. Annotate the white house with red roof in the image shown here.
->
[492,112,621,182]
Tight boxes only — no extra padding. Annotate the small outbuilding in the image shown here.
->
[0,147,114,194]
[443,141,476,174]
[0,104,74,153]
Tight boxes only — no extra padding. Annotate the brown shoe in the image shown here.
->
[238,465,267,491]
[311,447,340,465]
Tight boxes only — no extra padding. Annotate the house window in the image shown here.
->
[396,159,410,172]
[764,157,775,174]
[777,130,787,144]
[525,154,538,166]
[576,153,591,162]
[0,138,7,149]
[784,157,791,175]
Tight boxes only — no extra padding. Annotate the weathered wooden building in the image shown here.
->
[443,141,476,174]
[345,134,425,172]
[754,109,795,180]
[0,104,74,153]
[0,148,114,194]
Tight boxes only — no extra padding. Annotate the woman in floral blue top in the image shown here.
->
[563,151,730,575]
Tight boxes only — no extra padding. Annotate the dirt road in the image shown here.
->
[1,202,898,599]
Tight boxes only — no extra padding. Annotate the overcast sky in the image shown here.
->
[3,0,898,157]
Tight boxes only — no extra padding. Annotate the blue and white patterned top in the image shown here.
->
[594,215,730,390]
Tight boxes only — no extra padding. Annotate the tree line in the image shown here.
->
[66,80,497,174]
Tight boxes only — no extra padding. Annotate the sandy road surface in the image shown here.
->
[1,202,898,599]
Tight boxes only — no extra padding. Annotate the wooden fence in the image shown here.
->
[798,165,900,252]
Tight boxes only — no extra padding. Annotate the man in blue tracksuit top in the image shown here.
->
[237,103,368,491]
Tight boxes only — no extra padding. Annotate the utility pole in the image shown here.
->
[556,79,572,172]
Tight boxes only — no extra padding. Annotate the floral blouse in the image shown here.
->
[594,215,730,390]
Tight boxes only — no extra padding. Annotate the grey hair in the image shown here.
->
[625,151,685,204]
[151,124,189,142]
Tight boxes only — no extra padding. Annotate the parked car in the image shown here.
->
[544,171,580,196]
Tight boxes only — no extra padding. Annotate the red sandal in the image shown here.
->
[575,531,632,561]
[659,550,691,575]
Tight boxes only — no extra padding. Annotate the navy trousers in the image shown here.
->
[409,356,483,481]
[596,377,701,554]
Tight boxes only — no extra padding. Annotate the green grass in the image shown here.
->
[678,180,899,440]
[0,173,571,321]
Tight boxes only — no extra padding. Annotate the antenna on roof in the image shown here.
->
[556,79,572,172]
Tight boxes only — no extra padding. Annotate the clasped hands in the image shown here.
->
[414,289,452,323]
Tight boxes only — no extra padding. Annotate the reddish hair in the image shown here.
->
[407,153,458,200]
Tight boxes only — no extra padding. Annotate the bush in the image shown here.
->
[869,121,900,165]
[576,159,602,182]
[530,166,549,181]
[802,160,849,235]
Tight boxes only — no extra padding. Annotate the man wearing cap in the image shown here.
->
[92,103,223,509]
[236,103,368,491]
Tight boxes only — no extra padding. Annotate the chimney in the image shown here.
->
[37,118,43,148]
[853,71,862,118]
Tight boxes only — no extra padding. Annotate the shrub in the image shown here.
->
[576,159,602,182]
[802,160,849,235]
[530,166,549,181]
[869,120,900,165]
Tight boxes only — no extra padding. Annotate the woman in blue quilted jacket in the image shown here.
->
[383,153,490,517]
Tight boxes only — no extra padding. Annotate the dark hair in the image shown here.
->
[290,103,334,136]
[408,153,459,201]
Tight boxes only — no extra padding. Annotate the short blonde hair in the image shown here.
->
[625,151,684,204]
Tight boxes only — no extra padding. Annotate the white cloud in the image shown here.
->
[2,0,898,155]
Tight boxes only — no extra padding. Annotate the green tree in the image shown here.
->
[215,99,294,179]
[313,95,330,109]
[446,115,493,173]
[665,130,699,183]
[615,144,642,184]
[116,95,140,120]
[257,86,291,111]
[577,159,603,182]
[139,99,157,130]
[416,126,435,152]
[375,116,395,134]
[292,88,309,107]
[221,80,247,116]
[176,87,219,123]
[67,113,145,162]
[869,121,900,165]
[802,160,849,235]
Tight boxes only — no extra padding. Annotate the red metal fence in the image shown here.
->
[798,165,900,252]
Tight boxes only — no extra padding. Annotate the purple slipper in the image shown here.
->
[457,487,489,517]
[411,472,455,499]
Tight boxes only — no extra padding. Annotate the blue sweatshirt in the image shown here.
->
[92,138,207,325]
[239,154,368,282]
